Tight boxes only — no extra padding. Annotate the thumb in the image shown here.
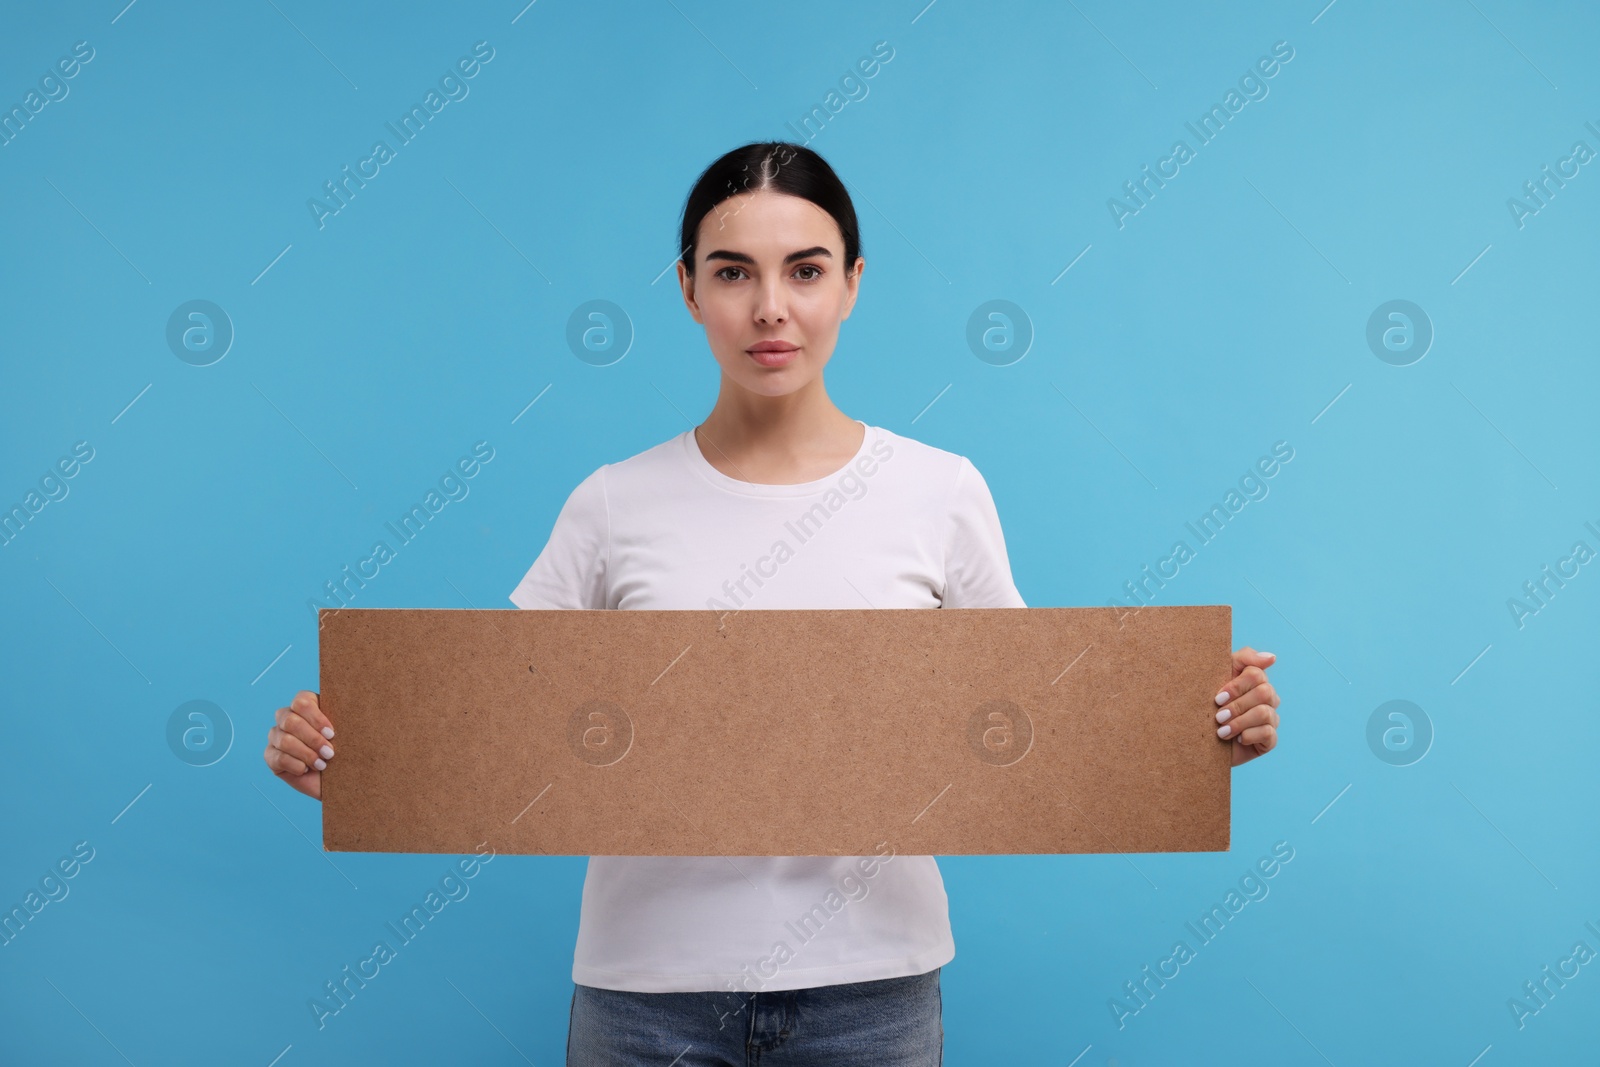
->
[1232,647,1277,669]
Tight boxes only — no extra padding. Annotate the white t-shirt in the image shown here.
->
[508,419,1027,993]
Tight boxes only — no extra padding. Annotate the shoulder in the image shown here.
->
[560,431,683,502]
[871,426,989,502]
[870,425,967,479]
[585,430,688,489]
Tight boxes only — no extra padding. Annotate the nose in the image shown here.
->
[754,279,787,326]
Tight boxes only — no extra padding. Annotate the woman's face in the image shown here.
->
[677,190,863,398]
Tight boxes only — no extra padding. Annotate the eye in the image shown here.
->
[714,266,746,282]
[794,265,822,281]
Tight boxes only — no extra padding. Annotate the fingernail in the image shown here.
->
[1216,708,1232,724]
[320,745,334,760]
[1217,724,1232,738]
[314,758,327,771]
[322,726,335,739]
[1214,691,1229,706]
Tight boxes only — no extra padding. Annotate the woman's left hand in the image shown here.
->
[1215,647,1280,767]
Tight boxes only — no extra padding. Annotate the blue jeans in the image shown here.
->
[566,967,944,1066]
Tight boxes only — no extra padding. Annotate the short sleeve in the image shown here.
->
[508,466,610,610]
[941,456,1027,609]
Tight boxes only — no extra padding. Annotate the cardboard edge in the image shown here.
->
[316,606,337,854]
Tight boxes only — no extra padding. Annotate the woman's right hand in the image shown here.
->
[264,690,335,801]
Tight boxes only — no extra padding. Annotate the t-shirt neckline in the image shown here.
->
[679,420,877,497]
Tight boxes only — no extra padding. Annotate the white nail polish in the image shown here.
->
[322,726,335,739]
[320,745,334,759]
[314,758,326,771]
[1217,724,1232,738]
[1214,691,1229,706]
[1216,708,1232,724]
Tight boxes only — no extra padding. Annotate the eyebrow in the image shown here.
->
[703,246,833,266]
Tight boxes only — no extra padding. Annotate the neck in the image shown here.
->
[698,375,853,453]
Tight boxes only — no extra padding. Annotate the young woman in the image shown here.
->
[264,141,1282,1065]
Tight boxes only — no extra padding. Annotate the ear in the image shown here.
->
[840,256,864,321]
[676,259,704,324]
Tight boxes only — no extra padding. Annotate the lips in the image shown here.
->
[747,341,799,367]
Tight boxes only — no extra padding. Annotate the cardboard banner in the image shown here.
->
[318,605,1232,857]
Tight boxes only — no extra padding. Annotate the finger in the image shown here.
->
[269,725,328,771]
[1214,664,1270,706]
[292,690,335,739]
[264,742,312,777]
[275,707,336,764]
[1230,646,1276,672]
[1216,682,1278,723]
[1216,703,1278,739]
[1231,722,1277,751]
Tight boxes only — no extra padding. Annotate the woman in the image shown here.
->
[264,141,1282,1065]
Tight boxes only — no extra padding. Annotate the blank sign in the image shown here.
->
[319,605,1232,857]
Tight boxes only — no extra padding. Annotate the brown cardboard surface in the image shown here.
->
[318,605,1232,856]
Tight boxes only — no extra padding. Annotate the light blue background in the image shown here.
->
[3,1,1597,1063]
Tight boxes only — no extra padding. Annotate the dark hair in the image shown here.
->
[677,141,861,278]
